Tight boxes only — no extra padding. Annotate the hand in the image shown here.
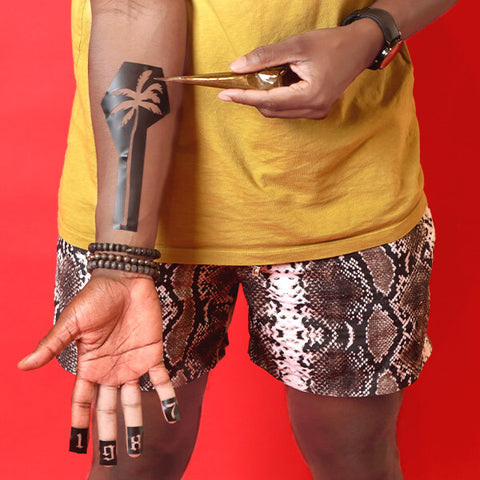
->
[217,20,384,119]
[18,269,178,465]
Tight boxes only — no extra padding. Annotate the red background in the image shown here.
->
[1,2,478,479]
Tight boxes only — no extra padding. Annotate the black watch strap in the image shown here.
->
[342,8,402,70]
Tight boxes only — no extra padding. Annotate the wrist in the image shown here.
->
[95,229,157,250]
[343,18,385,70]
[342,8,403,70]
[90,267,154,283]
[87,242,161,280]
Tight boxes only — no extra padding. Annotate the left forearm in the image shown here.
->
[89,0,187,248]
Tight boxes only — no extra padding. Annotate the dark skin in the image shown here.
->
[287,388,403,480]
[218,0,459,119]
[19,0,188,467]
[19,0,458,477]
[88,377,208,480]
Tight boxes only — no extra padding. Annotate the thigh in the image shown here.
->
[89,374,209,480]
[287,387,402,449]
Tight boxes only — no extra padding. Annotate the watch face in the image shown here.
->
[379,42,404,69]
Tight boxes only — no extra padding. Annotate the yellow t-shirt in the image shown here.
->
[59,0,427,265]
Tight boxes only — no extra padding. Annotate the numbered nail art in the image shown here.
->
[69,427,88,454]
[162,397,180,423]
[99,440,117,466]
[127,426,144,455]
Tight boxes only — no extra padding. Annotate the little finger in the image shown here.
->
[149,363,180,424]
[259,106,330,119]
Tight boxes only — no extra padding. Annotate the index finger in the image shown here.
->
[69,378,96,454]
[217,81,311,112]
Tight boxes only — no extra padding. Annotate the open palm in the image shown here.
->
[18,271,177,457]
[19,272,167,385]
[68,273,164,386]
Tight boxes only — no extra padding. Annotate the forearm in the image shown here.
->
[341,0,459,75]
[371,0,459,39]
[89,0,187,248]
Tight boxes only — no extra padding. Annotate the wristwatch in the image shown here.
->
[342,7,403,70]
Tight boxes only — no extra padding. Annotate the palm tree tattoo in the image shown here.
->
[101,62,170,231]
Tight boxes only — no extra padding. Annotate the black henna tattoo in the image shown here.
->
[69,427,88,454]
[99,440,117,466]
[161,397,180,423]
[101,62,170,231]
[127,426,144,455]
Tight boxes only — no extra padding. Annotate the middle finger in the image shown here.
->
[96,384,118,466]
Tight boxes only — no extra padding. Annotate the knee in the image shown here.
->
[296,432,399,480]
[286,388,402,479]
[318,433,396,473]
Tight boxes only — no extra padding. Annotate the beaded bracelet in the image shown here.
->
[87,243,161,279]
[88,253,159,267]
[87,257,160,279]
[88,243,161,260]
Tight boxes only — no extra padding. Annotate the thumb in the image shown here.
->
[229,37,304,73]
[18,314,79,371]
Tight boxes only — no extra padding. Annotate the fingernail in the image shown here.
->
[162,397,181,423]
[229,56,247,71]
[217,92,232,102]
[69,427,88,454]
[99,440,117,466]
[127,426,144,455]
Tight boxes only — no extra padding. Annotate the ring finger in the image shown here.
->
[121,381,144,457]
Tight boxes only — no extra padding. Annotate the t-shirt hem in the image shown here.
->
[58,196,427,265]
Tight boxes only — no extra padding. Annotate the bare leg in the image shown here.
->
[89,374,208,480]
[287,386,403,480]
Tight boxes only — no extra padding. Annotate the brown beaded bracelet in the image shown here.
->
[88,242,161,260]
[87,257,160,280]
[88,253,159,268]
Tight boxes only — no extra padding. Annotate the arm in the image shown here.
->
[91,0,186,246]
[218,0,459,119]
[18,0,187,463]
[372,0,458,39]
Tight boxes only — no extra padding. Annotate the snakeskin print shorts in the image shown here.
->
[55,208,435,397]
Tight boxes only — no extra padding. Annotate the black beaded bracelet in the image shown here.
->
[88,242,161,260]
